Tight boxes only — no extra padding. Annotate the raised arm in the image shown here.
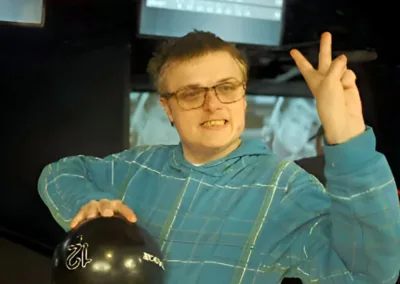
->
[283,128,400,283]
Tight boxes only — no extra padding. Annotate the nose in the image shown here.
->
[203,89,222,112]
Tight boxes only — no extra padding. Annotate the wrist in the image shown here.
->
[325,125,366,145]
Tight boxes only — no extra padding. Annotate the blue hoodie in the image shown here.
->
[38,127,400,284]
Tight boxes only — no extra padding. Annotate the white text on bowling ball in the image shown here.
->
[143,252,165,270]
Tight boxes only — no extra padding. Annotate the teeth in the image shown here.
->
[203,120,226,127]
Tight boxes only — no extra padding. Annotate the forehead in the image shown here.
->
[163,51,243,91]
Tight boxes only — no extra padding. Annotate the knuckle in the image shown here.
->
[347,70,356,77]
[111,200,122,206]
[81,203,91,211]
[87,204,99,212]
[78,207,86,215]
[88,200,99,206]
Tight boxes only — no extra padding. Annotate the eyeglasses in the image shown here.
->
[163,81,246,110]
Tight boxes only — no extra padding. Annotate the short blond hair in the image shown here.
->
[146,30,249,95]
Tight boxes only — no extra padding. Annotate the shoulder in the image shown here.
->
[251,152,300,173]
[241,152,307,186]
[109,144,177,163]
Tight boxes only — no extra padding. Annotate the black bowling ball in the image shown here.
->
[51,216,165,284]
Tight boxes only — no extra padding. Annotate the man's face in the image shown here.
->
[160,51,247,151]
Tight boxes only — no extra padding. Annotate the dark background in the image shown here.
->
[0,0,398,283]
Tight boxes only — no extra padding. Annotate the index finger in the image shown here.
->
[290,49,315,76]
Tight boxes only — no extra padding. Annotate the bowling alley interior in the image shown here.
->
[1,0,399,283]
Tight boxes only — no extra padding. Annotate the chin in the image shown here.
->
[199,136,237,150]
[200,141,228,149]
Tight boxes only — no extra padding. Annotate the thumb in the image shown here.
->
[326,54,347,81]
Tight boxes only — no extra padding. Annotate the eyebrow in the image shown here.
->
[175,77,239,91]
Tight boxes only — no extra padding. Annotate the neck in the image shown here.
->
[182,139,242,165]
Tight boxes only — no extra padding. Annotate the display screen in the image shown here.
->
[0,0,44,26]
[129,92,321,161]
[138,0,285,46]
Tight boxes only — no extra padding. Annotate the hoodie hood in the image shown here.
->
[170,139,273,177]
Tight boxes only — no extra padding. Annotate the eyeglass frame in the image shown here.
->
[161,80,247,110]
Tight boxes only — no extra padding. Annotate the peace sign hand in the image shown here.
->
[290,32,365,145]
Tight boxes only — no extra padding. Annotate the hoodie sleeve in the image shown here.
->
[283,127,400,283]
[38,149,137,231]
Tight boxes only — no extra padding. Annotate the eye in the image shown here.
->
[217,84,235,92]
[179,89,203,100]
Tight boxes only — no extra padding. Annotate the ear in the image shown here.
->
[159,97,173,123]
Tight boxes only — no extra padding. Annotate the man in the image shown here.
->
[38,31,400,283]
[295,126,326,186]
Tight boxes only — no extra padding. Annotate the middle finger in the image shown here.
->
[98,199,114,217]
[318,32,332,74]
[85,202,99,219]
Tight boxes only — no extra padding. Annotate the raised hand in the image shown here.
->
[290,32,365,145]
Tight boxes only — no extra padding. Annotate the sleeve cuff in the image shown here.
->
[323,126,377,175]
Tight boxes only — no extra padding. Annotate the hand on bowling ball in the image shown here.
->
[70,199,137,229]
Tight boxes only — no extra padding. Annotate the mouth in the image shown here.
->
[200,119,228,128]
